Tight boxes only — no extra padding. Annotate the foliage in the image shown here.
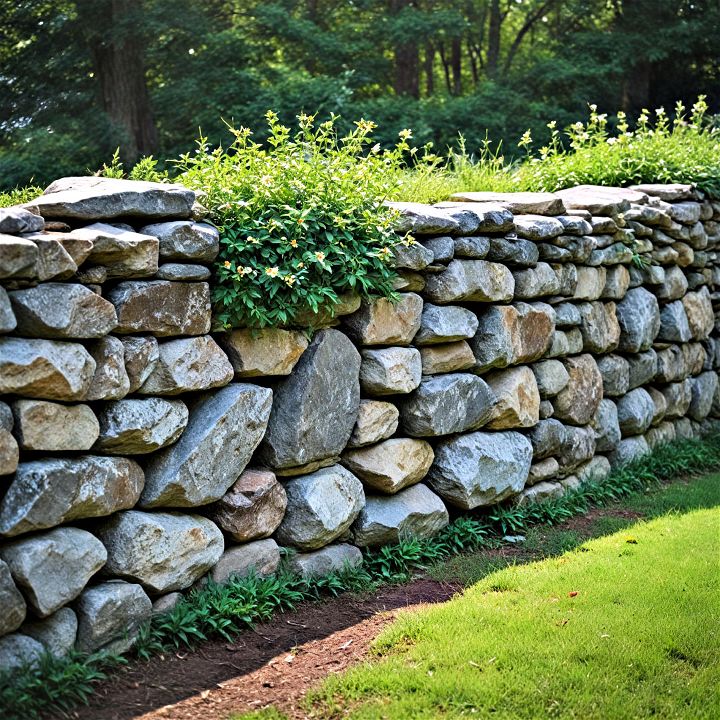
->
[0,185,44,208]
[176,113,407,328]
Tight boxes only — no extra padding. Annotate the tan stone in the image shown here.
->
[553,354,603,426]
[220,328,308,377]
[343,293,423,345]
[12,400,99,451]
[419,341,475,375]
[347,400,399,448]
[485,366,540,429]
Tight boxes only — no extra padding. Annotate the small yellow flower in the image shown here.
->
[223,260,231,269]
[297,217,305,225]
[265,267,279,278]
[247,235,260,245]
[296,261,305,269]
[315,251,325,262]
[284,274,296,287]
[260,175,272,187]
[290,239,298,248]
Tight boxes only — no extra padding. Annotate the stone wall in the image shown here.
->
[0,177,718,670]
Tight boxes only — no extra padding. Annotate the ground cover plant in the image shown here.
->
[2,436,720,720]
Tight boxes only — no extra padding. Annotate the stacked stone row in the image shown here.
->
[0,176,718,673]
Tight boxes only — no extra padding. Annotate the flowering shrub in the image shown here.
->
[177,113,409,328]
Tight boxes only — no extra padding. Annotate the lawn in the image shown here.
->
[297,477,720,719]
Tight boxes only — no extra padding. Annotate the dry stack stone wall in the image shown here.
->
[0,177,718,670]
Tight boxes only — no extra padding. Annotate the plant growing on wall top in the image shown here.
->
[177,112,409,329]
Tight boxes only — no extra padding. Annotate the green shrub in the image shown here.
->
[176,113,409,329]
[0,185,43,208]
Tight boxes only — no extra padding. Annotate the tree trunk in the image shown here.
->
[390,0,420,97]
[487,0,501,79]
[451,35,462,95]
[424,42,435,96]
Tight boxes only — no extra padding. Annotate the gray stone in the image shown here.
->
[96,511,224,594]
[419,341,475,374]
[220,329,308,377]
[587,243,633,266]
[287,543,363,578]
[629,183,694,202]
[602,265,630,300]
[109,281,211,336]
[553,355,603,426]
[0,527,106,616]
[210,469,287,543]
[156,263,211,281]
[688,372,718,422]
[453,236,490,258]
[260,330,360,471]
[75,581,152,654]
[485,366,540,429]
[573,266,607,301]
[419,236,454,263]
[608,436,650,467]
[513,215,564,240]
[360,347,421,395]
[526,418,566,459]
[615,288,660,352]
[592,399,621,452]
[546,328,584,359]
[0,206,44,234]
[627,350,658,389]
[0,456,144,537]
[138,336,233,395]
[427,431,532,509]
[433,201,514,233]
[657,301,692,343]
[557,215,593,235]
[210,539,281,584]
[449,191,565,215]
[12,400,99,451]
[276,465,365,551]
[528,457,560,485]
[121,336,159,392]
[0,558,26,636]
[516,481,564,505]
[0,634,44,671]
[576,301,621,354]
[423,260,514,303]
[512,262,561,299]
[342,438,434,494]
[22,607,77,658]
[616,388,655,435]
[343,293,422,346]
[0,287,16,333]
[33,177,194,220]
[655,265,688,301]
[352,483,448,547]
[347,400,399,448]
[399,373,496,437]
[0,337,95,401]
[577,456,612,484]
[95,398,188,455]
[648,387,668,425]
[554,303,582,328]
[557,185,645,216]
[486,236,539,267]
[389,203,460,235]
[141,384,271,508]
[590,216,618,233]
[655,345,686,383]
[662,380,693,419]
[151,592,183,616]
[140,220,219,262]
[539,400,554,419]
[531,360,570,398]
[31,236,77,281]
[673,417,695,441]
[557,425,596,472]
[0,429,18,476]
[391,240,434,270]
[85,336,130,401]
[0,234,38,279]
[596,354,630,397]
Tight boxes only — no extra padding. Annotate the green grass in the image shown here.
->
[306,503,720,719]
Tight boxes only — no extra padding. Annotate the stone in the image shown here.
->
[121,336,159,392]
[22,607,77,658]
[657,301,692,343]
[0,287,16,333]
[592,399,621,452]
[654,345,686,383]
[0,558,26,636]
[449,191,565,215]
[139,220,219,261]
[0,429,18,476]
[557,215,593,235]
[97,511,224,594]
[210,470,287,543]
[655,265,688,301]
[616,388,655,435]
[527,458,560,485]
[427,431,532,509]
[347,400,399,448]
[453,236,490,258]
[673,417,695,441]
[141,384,271,508]
[275,465,365,551]
[31,236,77,280]
[33,177,194,220]
[615,288,660,352]
[646,422,676,448]
[577,456,612,484]
[419,341,475,374]
[389,203,460,235]
[553,355,603,426]
[0,634,44,672]
[0,527,106,616]
[352,483,448,547]
[557,185,645,216]
[587,243,633,266]
[487,236,539,266]
[516,481,564,505]
[513,215,564,240]
[0,206,44,234]
[343,438,434,494]
[572,266,607,301]
[577,301,620,354]
[602,265,630,300]
[8,283,116,339]
[138,336,233,395]
[75,581,152,654]
[95,398,188,455]
[210,539,281,584]
[648,387,668,425]
[531,359,569,399]
[399,373,496,437]
[682,288,714,340]
[12,400,99,451]
[546,328,584,359]
[554,303,582,328]
[0,234,38,279]
[391,240,434,270]
[151,592,183,616]
[557,425,596,472]
[485,366,540,429]
[109,281,211,336]
[359,347,421,395]
[661,380,693,419]
[156,263,211,281]
[0,456,144,537]
[0,337,95,401]
[220,329,308,377]
[627,350,658,389]
[393,270,425,292]
[414,304,479,346]
[596,354,630,397]
[608,436,650,467]
[343,293,422,346]
[512,262,561,299]
[423,260,514,303]
[260,330,360,471]
[85,336,130,401]
[287,543,363,578]
[433,201,514,233]
[526,418,566,459]
[69,223,159,278]
[688,372,718,422]
[539,400,554,418]
[590,216,618,233]
[629,183,694,202]
[293,291,362,327]
[419,236,454,263]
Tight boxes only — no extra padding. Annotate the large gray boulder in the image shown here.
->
[512,262,561,298]
[616,388,655,436]
[275,465,365,551]
[0,337,95,401]
[553,355,603,426]
[342,438,434,494]
[343,294,423,346]
[0,558,26,636]
[0,287,16,333]
[96,511,224,594]
[352,484,449,547]
[526,418,567,459]
[75,581,152,654]
[0,527,106,617]
[141,384,271,508]
[94,398,188,455]
[22,607,77,658]
[140,220,219,261]
[287,543,363,579]
[449,191,564,215]
[662,380,693,419]
[389,202,461,235]
[347,400,399,448]
[0,456,144,537]
[615,287,660,352]
[414,304,479,345]
[210,539,281,584]
[0,634,44,672]
[423,260,514,303]
[359,347,422,395]
[427,431,532,509]
[399,373,496,437]
[9,283,118,339]
[12,399,99,451]
[31,177,194,220]
[260,330,360,471]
